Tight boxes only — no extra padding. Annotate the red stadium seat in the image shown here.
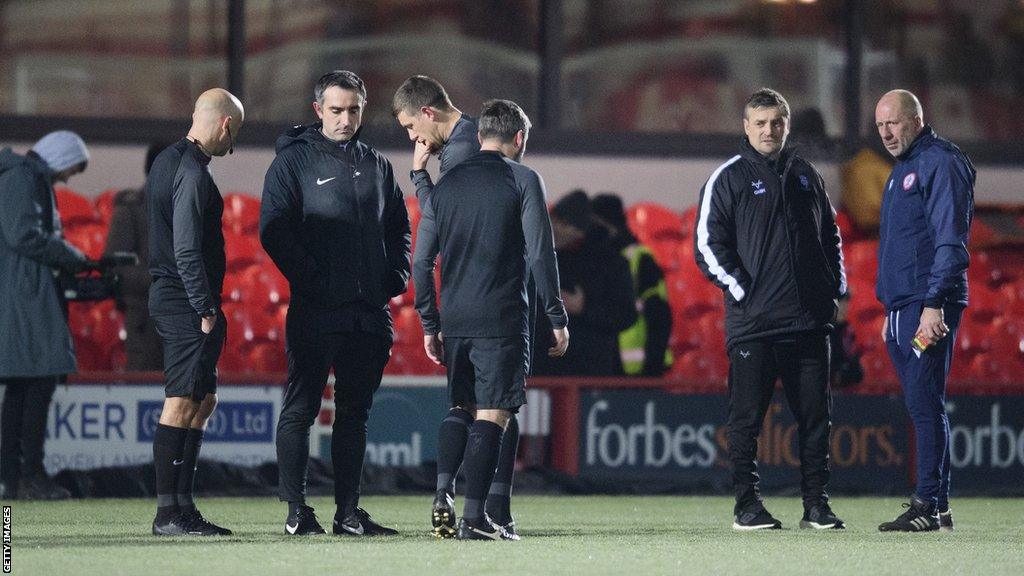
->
[834,210,862,243]
[647,239,683,275]
[392,305,423,347]
[64,223,108,260]
[627,203,684,244]
[679,206,698,239]
[68,301,123,371]
[248,342,286,372]
[55,187,99,227]
[224,232,266,272]
[93,188,120,224]
[844,240,879,284]
[222,193,261,235]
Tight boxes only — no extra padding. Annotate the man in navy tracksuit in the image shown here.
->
[695,88,847,531]
[260,70,410,537]
[874,90,975,533]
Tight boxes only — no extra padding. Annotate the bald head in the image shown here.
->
[875,89,925,158]
[189,88,244,157]
[878,90,923,122]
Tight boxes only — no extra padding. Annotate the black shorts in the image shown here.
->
[444,336,528,411]
[153,310,226,400]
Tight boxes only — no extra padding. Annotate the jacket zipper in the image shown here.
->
[349,144,364,296]
[776,156,807,321]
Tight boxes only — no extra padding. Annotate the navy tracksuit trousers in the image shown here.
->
[886,300,963,510]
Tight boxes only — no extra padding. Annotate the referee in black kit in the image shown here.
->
[260,70,410,536]
[414,99,569,541]
[147,88,243,536]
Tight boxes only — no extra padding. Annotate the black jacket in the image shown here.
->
[413,150,566,338]
[147,139,225,317]
[104,187,162,370]
[0,148,85,377]
[694,140,846,349]
[532,227,637,376]
[260,124,410,324]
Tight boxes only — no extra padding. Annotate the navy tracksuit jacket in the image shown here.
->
[876,125,975,507]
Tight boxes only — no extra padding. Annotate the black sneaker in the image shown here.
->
[498,518,517,538]
[152,514,190,536]
[18,474,71,500]
[334,507,398,536]
[733,507,783,531]
[431,491,456,538]
[800,502,846,529]
[182,510,233,536]
[939,508,954,533]
[878,496,939,532]
[285,505,326,535]
[455,516,519,541]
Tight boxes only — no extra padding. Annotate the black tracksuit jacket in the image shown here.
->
[147,139,225,318]
[259,124,411,334]
[694,140,846,349]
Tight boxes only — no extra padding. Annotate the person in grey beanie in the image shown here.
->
[0,130,90,500]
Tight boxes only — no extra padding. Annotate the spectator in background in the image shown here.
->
[0,131,90,500]
[788,108,837,160]
[103,143,166,371]
[532,190,636,377]
[590,193,673,377]
[841,125,893,236]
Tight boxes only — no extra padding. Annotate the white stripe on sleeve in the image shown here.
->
[696,155,745,302]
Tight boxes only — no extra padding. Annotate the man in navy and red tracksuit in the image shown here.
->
[874,90,975,533]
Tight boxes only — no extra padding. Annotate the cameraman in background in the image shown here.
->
[0,131,90,500]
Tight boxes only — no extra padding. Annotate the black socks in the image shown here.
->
[153,424,188,521]
[460,420,505,523]
[486,414,519,525]
[435,408,474,495]
[176,428,204,514]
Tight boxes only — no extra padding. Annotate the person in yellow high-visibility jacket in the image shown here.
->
[592,194,673,376]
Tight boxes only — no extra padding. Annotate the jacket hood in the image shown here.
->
[0,147,51,177]
[275,123,364,154]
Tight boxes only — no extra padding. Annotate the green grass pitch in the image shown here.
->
[5,495,1023,575]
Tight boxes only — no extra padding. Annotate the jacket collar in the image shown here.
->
[897,124,934,162]
[310,123,364,157]
[183,138,212,167]
[739,138,794,174]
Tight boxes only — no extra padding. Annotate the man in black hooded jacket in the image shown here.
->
[694,88,846,531]
[260,70,410,537]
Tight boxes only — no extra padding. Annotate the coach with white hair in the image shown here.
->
[0,130,91,500]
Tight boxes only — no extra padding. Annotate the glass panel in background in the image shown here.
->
[863,0,1022,142]
[243,0,541,127]
[0,0,228,119]
[560,0,901,142]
